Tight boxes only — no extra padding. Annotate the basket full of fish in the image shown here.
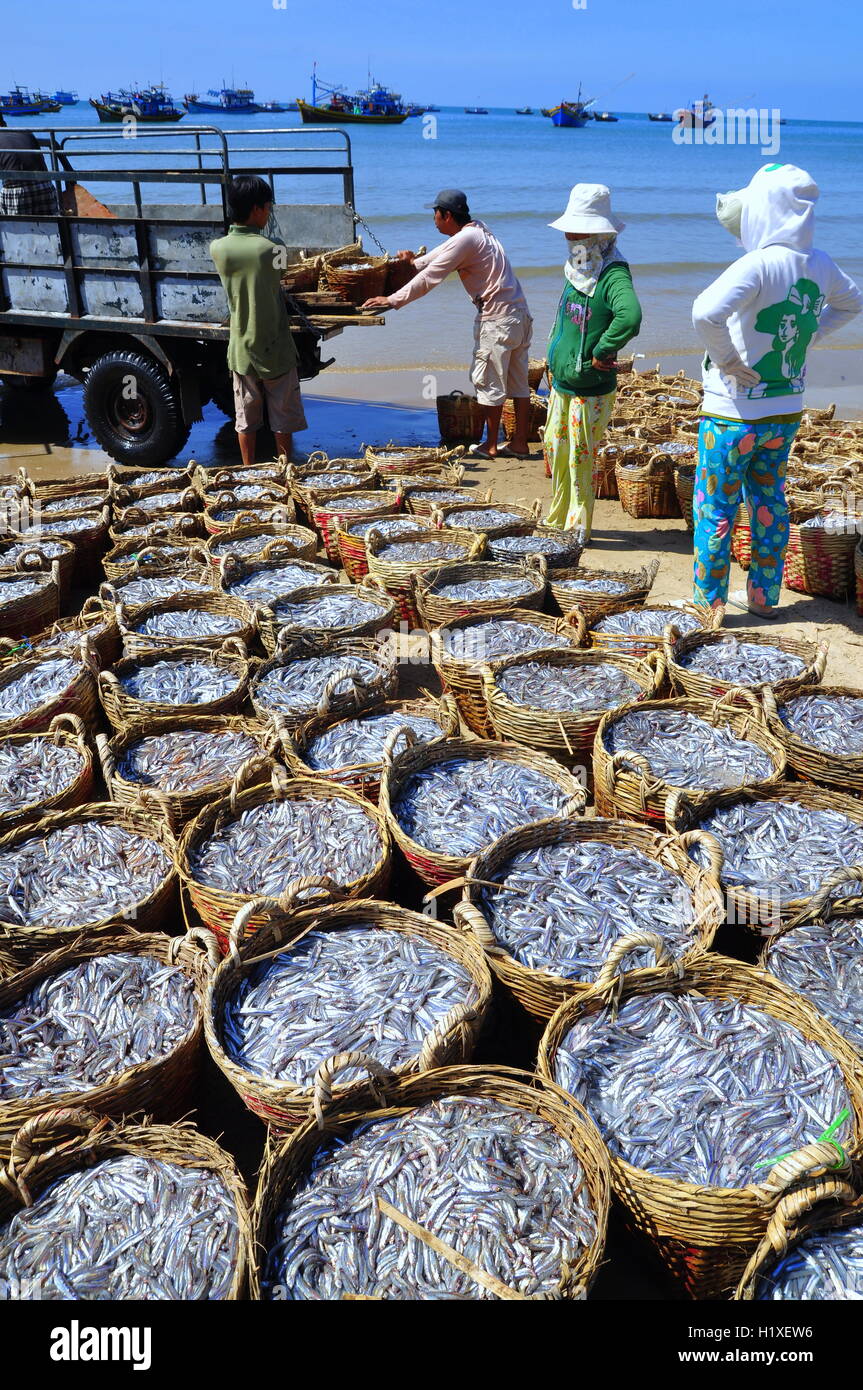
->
[0,536,77,602]
[99,563,216,620]
[0,801,178,967]
[415,559,547,629]
[665,627,828,703]
[256,582,397,657]
[288,463,376,518]
[283,695,458,802]
[202,496,295,537]
[365,442,465,481]
[735,1179,863,1300]
[108,462,194,497]
[0,1109,252,1299]
[116,592,257,658]
[336,515,427,584]
[763,685,863,797]
[365,527,485,628]
[547,558,660,622]
[593,692,787,825]
[0,928,218,1158]
[205,897,492,1130]
[0,565,61,640]
[538,946,863,1300]
[587,600,721,658]
[252,1062,610,1300]
[379,734,586,889]
[98,716,279,832]
[432,609,584,738]
[486,525,585,571]
[177,766,391,951]
[218,552,337,609]
[455,817,724,1023]
[0,642,99,737]
[249,636,398,734]
[430,500,541,539]
[204,522,319,568]
[0,713,94,833]
[102,538,203,583]
[99,641,251,732]
[9,597,120,671]
[310,490,401,564]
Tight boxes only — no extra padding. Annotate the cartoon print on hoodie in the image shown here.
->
[692,164,862,422]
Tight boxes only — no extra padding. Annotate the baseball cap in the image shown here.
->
[425,188,470,216]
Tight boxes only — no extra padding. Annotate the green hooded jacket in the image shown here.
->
[546,261,643,397]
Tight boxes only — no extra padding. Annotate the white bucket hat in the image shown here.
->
[549,183,625,235]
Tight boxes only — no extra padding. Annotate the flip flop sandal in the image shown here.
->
[467,444,495,459]
[496,445,533,460]
[727,590,779,619]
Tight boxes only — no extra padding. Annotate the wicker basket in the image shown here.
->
[432,607,585,737]
[383,251,426,296]
[109,506,204,547]
[251,1060,610,1299]
[0,1107,252,1298]
[203,493,297,537]
[379,734,586,888]
[593,441,651,500]
[402,480,491,519]
[416,559,546,629]
[456,817,724,1022]
[730,503,752,569]
[100,561,217,621]
[0,645,99,737]
[107,462,194,497]
[734,1177,863,1300]
[548,558,660,621]
[280,254,322,294]
[24,470,107,504]
[116,591,257,658]
[666,781,863,931]
[0,801,178,966]
[28,505,110,585]
[528,358,547,391]
[193,461,289,495]
[537,949,863,1299]
[0,713,95,833]
[482,647,666,770]
[0,566,60,639]
[502,393,547,443]
[256,581,397,658]
[290,469,376,522]
[112,483,201,522]
[99,640,251,733]
[0,537,76,602]
[616,455,681,519]
[336,516,425,583]
[0,928,217,1160]
[436,391,486,446]
[762,684,863,797]
[282,693,459,802]
[218,551,337,610]
[311,490,401,563]
[665,627,828,703]
[14,597,121,669]
[856,538,863,617]
[783,514,859,601]
[674,462,696,530]
[486,525,585,571]
[366,444,466,483]
[102,537,202,582]
[176,768,392,952]
[205,522,319,568]
[204,895,492,1131]
[593,691,788,826]
[588,600,722,659]
[365,528,485,628]
[324,256,388,302]
[98,714,279,833]
[430,499,541,539]
[249,635,399,734]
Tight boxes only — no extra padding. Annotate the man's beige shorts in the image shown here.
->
[232,368,307,433]
[471,306,533,408]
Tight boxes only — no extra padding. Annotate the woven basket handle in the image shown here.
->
[524,551,548,580]
[359,574,388,598]
[118,505,150,527]
[417,1000,480,1071]
[563,609,587,646]
[172,926,221,970]
[382,723,418,769]
[213,490,238,509]
[785,864,863,930]
[437,692,459,729]
[317,665,365,716]
[735,1179,857,1300]
[711,685,765,723]
[95,730,116,786]
[452,900,498,952]
[594,931,675,995]
[663,787,692,832]
[48,712,87,747]
[758,1140,853,1198]
[79,595,105,621]
[305,450,329,468]
[227,756,270,812]
[812,642,829,682]
[563,788,588,817]
[211,469,237,487]
[219,636,247,658]
[643,648,666,693]
[607,748,652,793]
[14,547,48,572]
[707,602,725,630]
[674,828,725,885]
[312,1052,397,1130]
[761,685,779,723]
[3,1107,107,1207]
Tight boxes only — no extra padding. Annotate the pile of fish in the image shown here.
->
[223,565,332,606]
[442,507,526,531]
[0,1155,239,1299]
[799,511,858,533]
[777,693,863,757]
[107,575,210,608]
[441,618,571,664]
[323,494,391,512]
[119,658,241,708]
[650,440,696,456]
[189,796,383,896]
[116,489,187,514]
[301,471,367,490]
[222,925,479,1085]
[554,577,631,595]
[209,504,290,527]
[303,710,444,771]
[496,660,641,713]
[492,533,577,559]
[41,493,105,515]
[270,591,384,632]
[0,738,85,815]
[478,840,698,979]
[688,799,863,904]
[0,577,49,603]
[254,654,388,718]
[0,658,80,722]
[593,608,701,637]
[0,822,172,927]
[33,516,103,537]
[391,756,572,857]
[0,952,197,1096]
[117,728,264,793]
[0,539,68,564]
[603,708,776,790]
[373,539,467,564]
[210,483,279,502]
[756,1225,863,1300]
[431,576,535,603]
[552,993,852,1186]
[29,626,108,657]
[405,488,473,505]
[676,638,807,685]
[767,917,863,1052]
[132,607,246,641]
[263,1095,597,1299]
[345,517,425,541]
[211,533,295,560]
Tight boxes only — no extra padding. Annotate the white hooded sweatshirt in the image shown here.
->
[692,163,863,421]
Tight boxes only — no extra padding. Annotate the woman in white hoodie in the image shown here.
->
[691,163,862,616]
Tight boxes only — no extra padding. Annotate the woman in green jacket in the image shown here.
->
[544,184,642,537]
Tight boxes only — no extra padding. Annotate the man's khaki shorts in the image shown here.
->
[232,368,307,433]
[471,306,533,408]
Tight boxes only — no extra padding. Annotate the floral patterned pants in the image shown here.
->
[693,415,800,609]
[543,387,616,537]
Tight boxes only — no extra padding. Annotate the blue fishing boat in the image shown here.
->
[675,94,716,129]
[183,87,261,113]
[91,85,185,122]
[550,85,594,127]
[297,67,409,124]
[52,90,78,105]
[0,87,42,116]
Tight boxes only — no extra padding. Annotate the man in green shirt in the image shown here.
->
[210,176,307,464]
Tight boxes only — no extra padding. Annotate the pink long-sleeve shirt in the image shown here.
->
[387,219,528,319]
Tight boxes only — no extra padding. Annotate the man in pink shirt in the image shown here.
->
[363,189,533,458]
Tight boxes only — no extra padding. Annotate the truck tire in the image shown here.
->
[83,351,190,466]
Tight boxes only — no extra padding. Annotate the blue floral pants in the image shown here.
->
[693,416,800,609]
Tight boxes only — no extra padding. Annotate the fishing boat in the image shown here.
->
[90,86,185,122]
[297,69,409,124]
[31,91,62,113]
[52,90,78,105]
[515,107,534,115]
[648,111,673,122]
[550,84,594,127]
[0,87,42,116]
[593,111,618,122]
[183,87,260,113]
[464,107,489,115]
[540,107,553,117]
[258,100,290,114]
[675,93,716,129]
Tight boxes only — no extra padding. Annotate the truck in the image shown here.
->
[0,124,382,465]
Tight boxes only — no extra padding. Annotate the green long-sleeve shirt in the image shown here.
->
[210,224,297,379]
[546,261,642,397]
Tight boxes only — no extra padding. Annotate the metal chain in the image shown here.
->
[347,202,388,257]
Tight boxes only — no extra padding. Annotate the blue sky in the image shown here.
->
[4,0,861,121]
